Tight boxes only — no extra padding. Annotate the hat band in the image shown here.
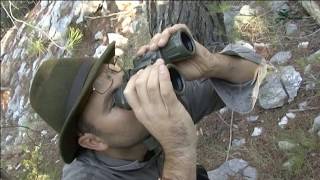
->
[66,60,93,116]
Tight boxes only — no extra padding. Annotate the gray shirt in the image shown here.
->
[62,44,265,180]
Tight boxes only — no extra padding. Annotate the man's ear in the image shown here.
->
[78,133,108,151]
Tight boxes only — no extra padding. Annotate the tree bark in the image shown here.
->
[146,1,228,52]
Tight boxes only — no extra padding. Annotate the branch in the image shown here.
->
[7,1,66,50]
[1,124,42,134]
[225,111,234,161]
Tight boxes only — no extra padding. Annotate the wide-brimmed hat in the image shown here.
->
[30,42,115,163]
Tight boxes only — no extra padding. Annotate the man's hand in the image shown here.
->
[136,24,213,81]
[124,59,197,180]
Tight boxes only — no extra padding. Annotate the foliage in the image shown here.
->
[66,27,83,52]
[20,143,50,180]
[278,129,320,177]
[27,38,47,57]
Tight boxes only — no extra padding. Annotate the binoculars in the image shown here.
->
[114,30,196,109]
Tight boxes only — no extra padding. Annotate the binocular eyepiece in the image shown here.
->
[114,30,196,109]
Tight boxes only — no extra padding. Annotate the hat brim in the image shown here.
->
[59,42,115,163]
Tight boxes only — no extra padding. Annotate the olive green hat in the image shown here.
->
[30,42,115,163]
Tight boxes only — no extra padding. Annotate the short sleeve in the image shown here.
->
[210,44,267,114]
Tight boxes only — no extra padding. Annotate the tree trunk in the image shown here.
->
[146,1,228,52]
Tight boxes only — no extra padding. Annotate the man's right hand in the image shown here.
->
[124,59,197,180]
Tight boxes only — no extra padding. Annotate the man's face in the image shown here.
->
[81,64,149,148]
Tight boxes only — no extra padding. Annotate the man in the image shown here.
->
[30,24,266,180]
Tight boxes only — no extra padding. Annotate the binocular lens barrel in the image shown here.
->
[114,30,195,110]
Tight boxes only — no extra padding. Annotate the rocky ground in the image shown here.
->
[1,1,319,180]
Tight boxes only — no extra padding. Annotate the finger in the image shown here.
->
[147,59,165,108]
[136,45,150,56]
[158,24,191,47]
[135,65,153,107]
[124,71,141,109]
[158,64,178,109]
[149,33,162,51]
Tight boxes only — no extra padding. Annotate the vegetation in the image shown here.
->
[27,38,47,57]
[66,27,83,52]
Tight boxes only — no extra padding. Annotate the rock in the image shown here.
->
[271,1,289,13]
[286,112,296,119]
[318,131,320,137]
[243,166,257,180]
[5,135,14,145]
[258,73,288,109]
[307,49,320,62]
[279,66,302,102]
[298,42,309,49]
[219,107,229,115]
[306,81,316,91]
[93,45,107,58]
[107,33,128,47]
[282,160,293,170]
[232,138,246,148]
[304,64,312,75]
[239,5,256,16]
[301,1,320,25]
[224,10,238,36]
[251,127,263,137]
[309,114,320,133]
[278,116,288,128]
[235,40,254,51]
[278,141,296,151]
[12,48,22,60]
[246,115,259,123]
[41,130,48,137]
[94,31,104,40]
[115,48,124,57]
[270,51,292,65]
[286,22,298,35]
[208,159,257,180]
[298,101,308,110]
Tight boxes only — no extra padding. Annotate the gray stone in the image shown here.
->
[286,112,296,119]
[279,66,302,102]
[107,33,128,47]
[317,131,320,137]
[208,159,257,180]
[304,64,312,75]
[309,114,320,133]
[5,135,14,145]
[243,166,257,180]
[307,49,320,62]
[258,73,288,109]
[270,51,292,65]
[286,22,298,35]
[235,40,254,50]
[298,41,309,49]
[12,48,22,59]
[278,141,296,151]
[298,101,308,110]
[239,5,256,16]
[306,81,316,91]
[251,127,263,137]
[278,116,288,128]
[271,1,289,13]
[94,31,103,40]
[93,45,107,58]
[224,10,238,36]
[246,115,259,123]
[232,138,246,148]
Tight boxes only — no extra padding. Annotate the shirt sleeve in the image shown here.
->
[210,44,267,114]
[179,78,225,123]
